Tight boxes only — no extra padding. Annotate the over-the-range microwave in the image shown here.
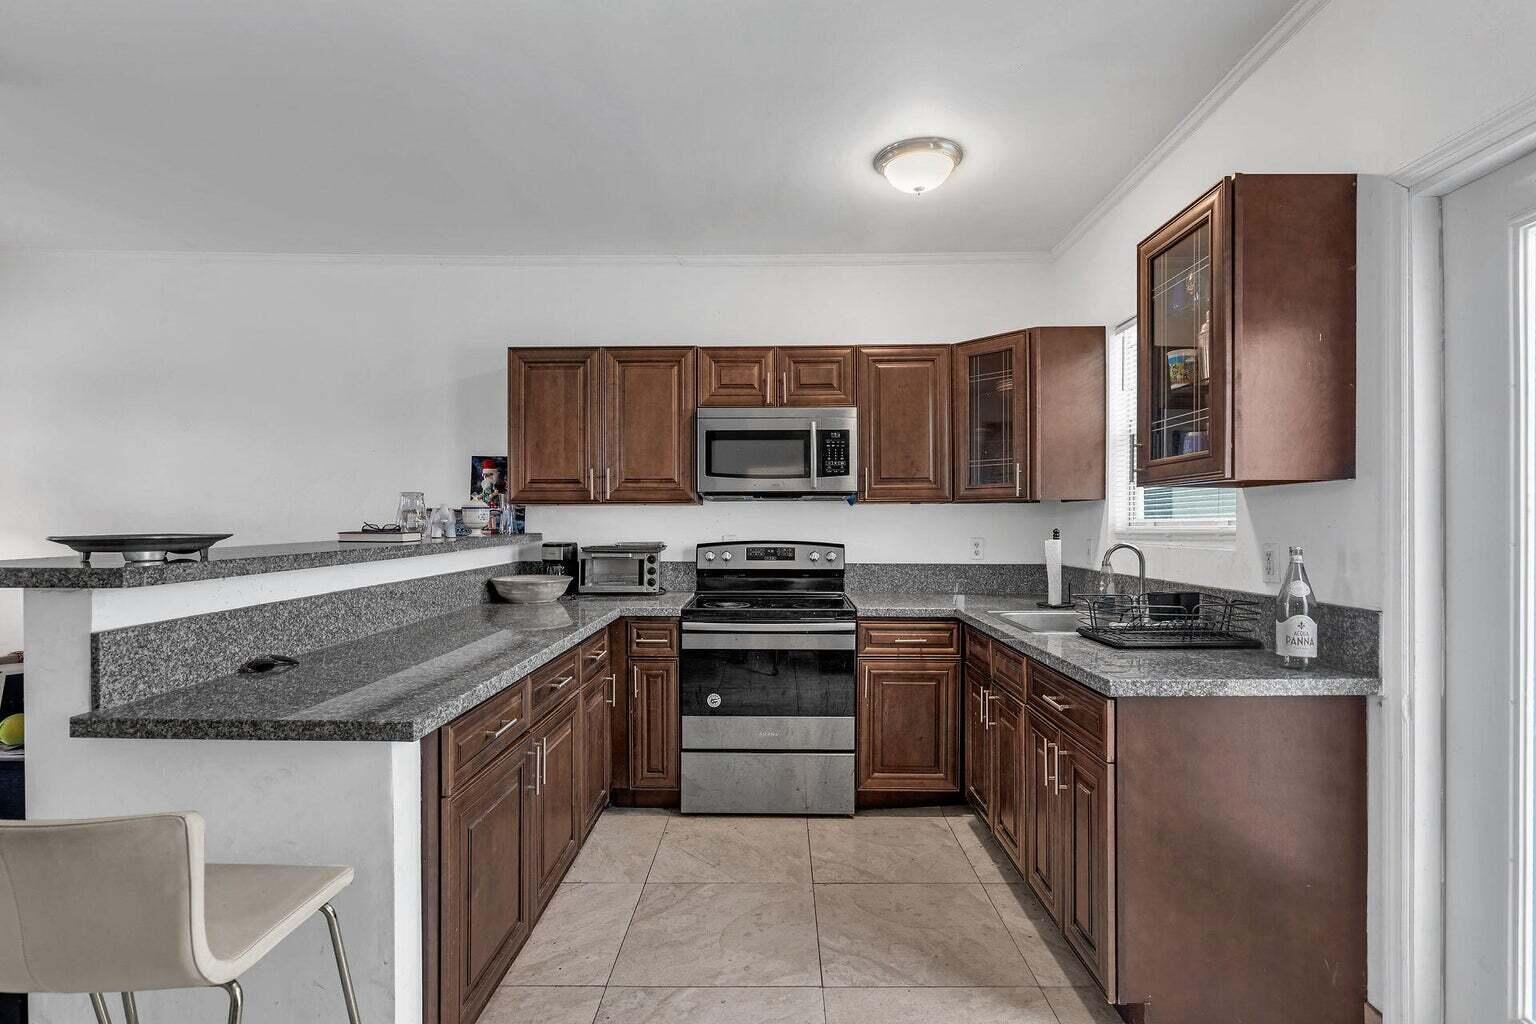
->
[696,407,858,500]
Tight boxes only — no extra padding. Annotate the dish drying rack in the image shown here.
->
[1074,592,1264,650]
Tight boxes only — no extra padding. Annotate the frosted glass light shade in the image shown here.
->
[874,137,963,195]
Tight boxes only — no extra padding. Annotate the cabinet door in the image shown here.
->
[953,333,1028,501]
[1025,710,1063,921]
[780,346,857,406]
[1136,180,1232,485]
[507,348,601,503]
[963,670,993,817]
[1028,327,1107,501]
[991,689,1026,865]
[630,659,680,789]
[529,696,582,916]
[857,659,960,793]
[1059,734,1114,994]
[858,346,952,502]
[604,347,697,503]
[440,737,534,1024]
[698,347,774,407]
[580,675,613,839]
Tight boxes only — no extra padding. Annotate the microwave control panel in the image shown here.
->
[817,430,851,477]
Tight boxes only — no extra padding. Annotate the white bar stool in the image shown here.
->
[0,812,363,1023]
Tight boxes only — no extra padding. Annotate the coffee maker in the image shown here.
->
[541,542,579,585]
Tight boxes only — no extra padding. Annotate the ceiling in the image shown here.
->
[0,0,1298,256]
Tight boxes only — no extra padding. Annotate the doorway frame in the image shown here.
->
[1384,93,1536,1024]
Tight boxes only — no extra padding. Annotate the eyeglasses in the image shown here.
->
[360,523,404,534]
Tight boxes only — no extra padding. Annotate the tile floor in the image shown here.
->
[484,806,1122,1024]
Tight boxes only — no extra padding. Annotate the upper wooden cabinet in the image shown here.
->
[508,346,696,504]
[697,346,856,407]
[953,328,1106,502]
[1136,173,1356,487]
[858,346,953,502]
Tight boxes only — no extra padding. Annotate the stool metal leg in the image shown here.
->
[319,902,363,1024]
[222,980,243,1024]
[120,992,141,1024]
[88,993,114,1024]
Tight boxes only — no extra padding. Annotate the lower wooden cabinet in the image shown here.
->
[1058,731,1114,988]
[1024,709,1065,921]
[580,672,614,839]
[630,658,680,790]
[439,735,535,1024]
[963,668,993,817]
[856,659,960,794]
[529,694,582,917]
[990,687,1025,863]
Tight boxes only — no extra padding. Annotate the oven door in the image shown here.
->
[696,409,857,498]
[680,625,856,751]
[579,553,652,593]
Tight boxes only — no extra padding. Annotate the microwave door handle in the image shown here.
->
[810,421,818,489]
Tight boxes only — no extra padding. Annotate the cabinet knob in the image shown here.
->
[809,552,820,562]
[705,552,715,561]
[722,552,733,561]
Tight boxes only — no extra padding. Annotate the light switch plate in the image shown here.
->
[969,537,985,561]
[1262,543,1281,584]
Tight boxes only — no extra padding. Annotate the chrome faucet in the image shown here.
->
[1099,543,1146,598]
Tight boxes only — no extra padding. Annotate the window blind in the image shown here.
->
[1109,320,1236,532]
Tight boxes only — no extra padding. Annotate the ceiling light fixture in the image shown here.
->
[873,137,964,195]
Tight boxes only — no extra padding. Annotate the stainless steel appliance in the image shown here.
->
[541,542,578,580]
[578,542,666,594]
[695,407,857,500]
[680,541,855,815]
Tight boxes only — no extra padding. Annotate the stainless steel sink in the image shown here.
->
[988,609,1081,633]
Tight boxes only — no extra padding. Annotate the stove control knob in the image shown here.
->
[826,551,838,562]
[808,552,820,562]
[722,552,733,561]
[704,552,715,561]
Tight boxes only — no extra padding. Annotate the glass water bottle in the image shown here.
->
[1273,546,1319,670]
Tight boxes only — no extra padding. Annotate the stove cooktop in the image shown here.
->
[683,591,856,622]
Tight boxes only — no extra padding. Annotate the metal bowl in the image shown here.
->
[490,574,572,604]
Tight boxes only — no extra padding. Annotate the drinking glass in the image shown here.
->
[397,492,427,532]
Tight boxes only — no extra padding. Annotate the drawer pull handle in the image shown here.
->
[893,638,930,644]
[587,648,608,660]
[635,638,670,644]
[1041,694,1073,713]
[485,717,520,740]
[605,673,617,706]
[553,675,574,690]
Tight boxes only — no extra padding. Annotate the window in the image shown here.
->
[1108,318,1236,535]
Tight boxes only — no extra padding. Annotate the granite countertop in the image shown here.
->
[0,533,542,590]
[851,593,1380,698]
[71,592,690,742]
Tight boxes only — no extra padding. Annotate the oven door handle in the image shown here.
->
[809,420,818,490]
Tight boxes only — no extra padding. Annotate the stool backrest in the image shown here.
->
[0,812,213,993]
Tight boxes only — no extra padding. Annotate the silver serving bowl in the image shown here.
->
[490,574,572,604]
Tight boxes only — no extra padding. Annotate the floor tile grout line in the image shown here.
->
[806,817,826,990]
[979,881,1048,988]
[942,810,988,885]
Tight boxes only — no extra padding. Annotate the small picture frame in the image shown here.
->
[471,456,507,505]
[1166,349,1197,389]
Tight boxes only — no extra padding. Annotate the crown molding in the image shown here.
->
[0,247,1055,268]
[1391,89,1536,195]
[1048,0,1334,260]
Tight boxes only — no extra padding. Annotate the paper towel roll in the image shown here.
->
[1044,537,1063,605]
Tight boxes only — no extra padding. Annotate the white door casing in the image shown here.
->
[1443,146,1536,1024]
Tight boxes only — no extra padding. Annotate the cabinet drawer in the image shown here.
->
[1027,661,1112,761]
[627,619,679,658]
[992,644,1026,691]
[964,629,992,674]
[578,632,611,684]
[858,620,961,657]
[441,679,529,795]
[528,651,582,721]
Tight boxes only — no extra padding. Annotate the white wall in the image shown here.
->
[0,253,1059,652]
[1045,0,1536,612]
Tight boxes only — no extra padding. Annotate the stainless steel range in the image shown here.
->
[680,541,856,816]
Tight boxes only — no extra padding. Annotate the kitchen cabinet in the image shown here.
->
[1058,730,1113,989]
[697,346,858,407]
[629,656,680,790]
[507,346,696,504]
[963,668,993,818]
[857,346,952,502]
[580,672,614,840]
[506,348,602,504]
[1024,709,1064,922]
[990,686,1025,862]
[604,347,697,503]
[438,733,534,1024]
[528,694,582,917]
[856,659,960,795]
[1136,173,1356,487]
[952,327,1105,502]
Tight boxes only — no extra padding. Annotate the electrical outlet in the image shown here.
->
[1262,543,1281,584]
[969,537,985,561]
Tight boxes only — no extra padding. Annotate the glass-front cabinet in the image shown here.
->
[953,331,1028,501]
[1136,180,1230,485]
